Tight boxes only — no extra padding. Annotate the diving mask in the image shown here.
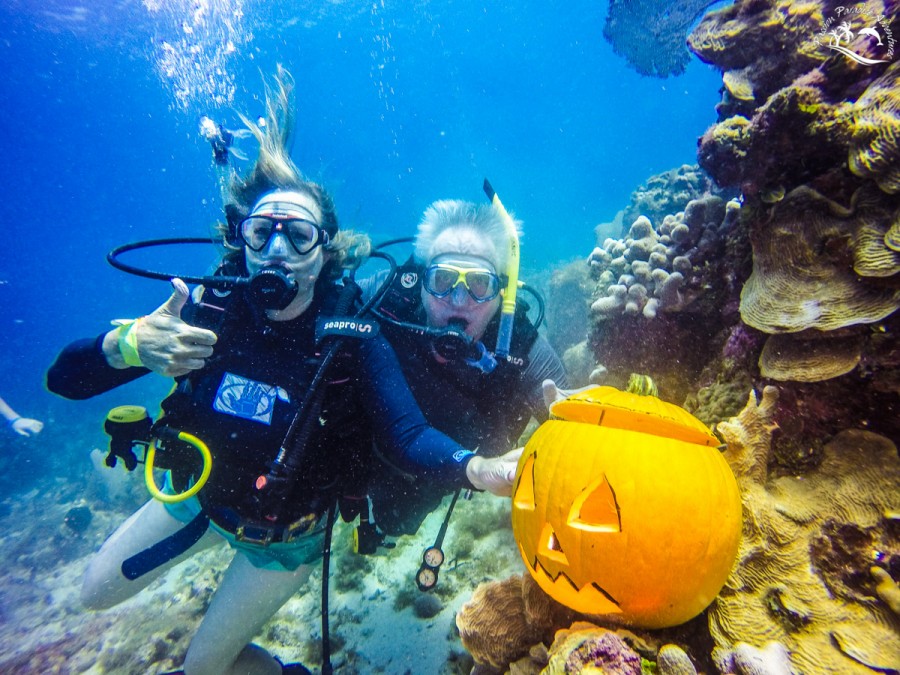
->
[423,263,501,303]
[239,215,329,256]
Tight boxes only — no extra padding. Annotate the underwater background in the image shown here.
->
[1,0,897,673]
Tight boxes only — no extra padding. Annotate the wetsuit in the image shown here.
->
[359,262,568,535]
[47,281,475,563]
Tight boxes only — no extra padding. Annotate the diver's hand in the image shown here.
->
[11,417,43,437]
[465,447,524,497]
[102,279,218,377]
[542,379,596,410]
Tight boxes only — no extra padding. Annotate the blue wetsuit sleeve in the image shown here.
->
[46,334,150,400]
[523,335,568,423]
[357,333,475,485]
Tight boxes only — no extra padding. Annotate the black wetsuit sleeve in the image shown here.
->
[522,334,568,423]
[357,333,474,485]
[46,334,150,400]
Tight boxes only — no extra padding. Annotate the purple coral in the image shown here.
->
[564,631,643,674]
[722,323,766,366]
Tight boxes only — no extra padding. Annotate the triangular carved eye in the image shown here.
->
[568,473,621,533]
[513,454,536,511]
[540,523,568,564]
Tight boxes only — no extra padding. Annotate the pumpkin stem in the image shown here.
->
[626,374,658,397]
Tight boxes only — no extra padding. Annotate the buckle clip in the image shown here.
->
[284,513,318,542]
[235,522,275,546]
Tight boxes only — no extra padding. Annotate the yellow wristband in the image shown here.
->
[115,318,144,367]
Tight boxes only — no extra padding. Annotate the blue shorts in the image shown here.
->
[162,472,326,572]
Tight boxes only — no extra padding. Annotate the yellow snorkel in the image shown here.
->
[483,178,520,359]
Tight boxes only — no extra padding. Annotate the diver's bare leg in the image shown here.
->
[182,552,314,675]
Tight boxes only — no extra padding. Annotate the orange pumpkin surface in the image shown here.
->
[511,385,741,628]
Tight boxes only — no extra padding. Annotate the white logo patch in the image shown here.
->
[400,271,418,289]
[213,372,288,425]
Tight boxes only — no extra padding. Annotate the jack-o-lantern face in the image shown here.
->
[511,386,741,629]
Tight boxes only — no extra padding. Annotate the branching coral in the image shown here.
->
[712,388,900,674]
[616,165,716,237]
[589,196,739,321]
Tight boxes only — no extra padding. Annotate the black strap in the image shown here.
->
[320,503,337,675]
[121,511,211,580]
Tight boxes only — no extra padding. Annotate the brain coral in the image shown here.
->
[739,185,900,333]
[713,387,900,674]
[455,573,575,669]
[849,61,900,195]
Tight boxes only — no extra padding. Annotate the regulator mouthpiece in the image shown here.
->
[248,266,298,310]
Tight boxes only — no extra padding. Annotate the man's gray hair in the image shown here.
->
[413,199,522,272]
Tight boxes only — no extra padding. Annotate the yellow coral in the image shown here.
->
[871,567,900,615]
[712,390,900,674]
[758,332,863,382]
[723,69,755,102]
[850,62,900,195]
[884,211,900,253]
[740,186,900,333]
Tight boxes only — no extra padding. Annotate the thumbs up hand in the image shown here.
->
[103,279,218,377]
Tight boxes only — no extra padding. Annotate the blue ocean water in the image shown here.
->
[0,0,719,486]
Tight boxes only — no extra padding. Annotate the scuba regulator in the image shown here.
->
[245,265,297,310]
[107,238,299,312]
[103,405,212,504]
[103,405,153,471]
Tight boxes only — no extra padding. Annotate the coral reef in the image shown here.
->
[758,331,864,382]
[589,196,739,321]
[712,387,900,674]
[849,61,900,195]
[739,186,900,334]
[582,186,751,406]
[543,259,593,358]
[614,165,717,238]
[672,0,900,456]
[688,0,828,115]
[603,0,718,77]
[657,643,698,675]
[456,573,576,669]
[542,622,642,675]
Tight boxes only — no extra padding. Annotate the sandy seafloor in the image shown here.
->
[0,463,521,674]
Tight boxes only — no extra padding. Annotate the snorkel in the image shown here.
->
[482,179,519,360]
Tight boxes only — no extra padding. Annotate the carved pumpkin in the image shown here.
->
[511,383,741,628]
